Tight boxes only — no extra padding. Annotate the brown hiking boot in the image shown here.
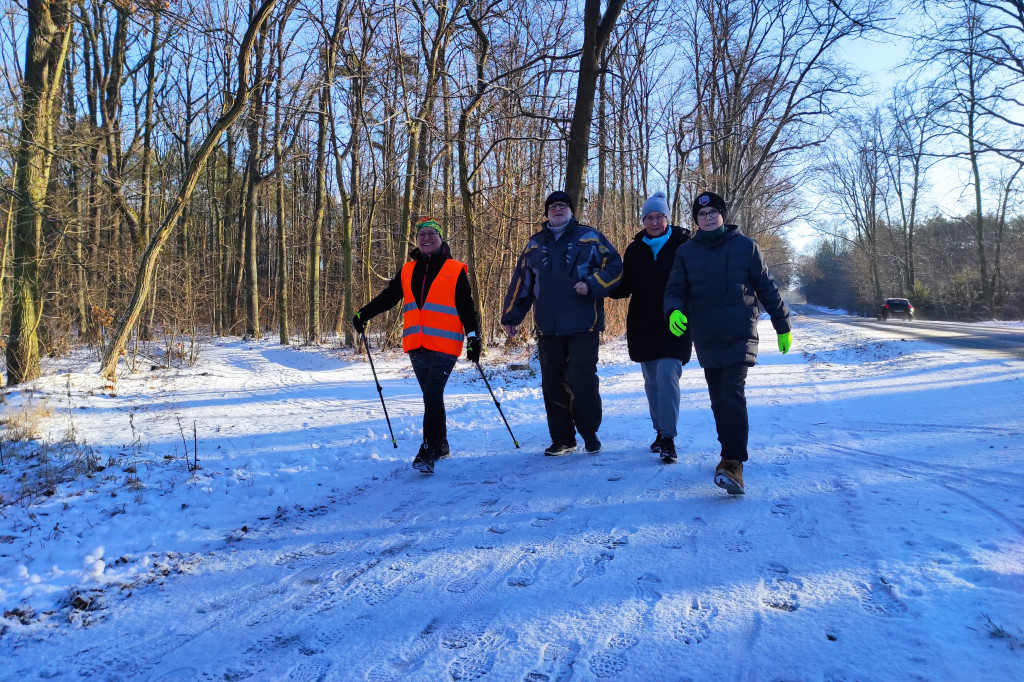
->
[715,458,745,495]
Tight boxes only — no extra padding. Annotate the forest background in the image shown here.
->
[1,0,1023,387]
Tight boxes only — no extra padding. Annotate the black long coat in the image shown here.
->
[610,225,693,363]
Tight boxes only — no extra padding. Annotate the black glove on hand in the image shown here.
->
[352,311,366,334]
[466,335,482,363]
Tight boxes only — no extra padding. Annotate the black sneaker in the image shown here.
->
[412,453,435,474]
[650,434,663,453]
[583,434,601,454]
[419,441,450,461]
[413,444,438,474]
[543,441,577,456]
[659,437,677,463]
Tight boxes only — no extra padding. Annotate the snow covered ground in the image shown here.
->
[1,312,1022,681]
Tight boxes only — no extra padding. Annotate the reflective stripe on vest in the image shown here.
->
[400,258,467,355]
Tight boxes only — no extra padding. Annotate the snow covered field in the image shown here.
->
[1,312,1022,681]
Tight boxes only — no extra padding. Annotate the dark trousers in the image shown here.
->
[537,332,601,444]
[703,364,749,461]
[408,349,458,448]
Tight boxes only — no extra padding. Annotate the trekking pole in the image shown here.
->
[474,361,520,448]
[361,331,398,448]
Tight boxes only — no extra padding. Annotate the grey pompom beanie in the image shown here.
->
[641,191,670,219]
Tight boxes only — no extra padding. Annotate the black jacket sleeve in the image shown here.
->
[608,242,633,300]
[454,269,480,336]
[359,270,404,321]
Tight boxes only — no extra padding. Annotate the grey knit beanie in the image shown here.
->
[641,191,670,219]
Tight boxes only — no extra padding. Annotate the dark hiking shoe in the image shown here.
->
[420,441,450,461]
[583,434,602,454]
[650,434,663,453]
[659,437,677,463]
[412,453,436,474]
[544,441,577,456]
[715,458,745,495]
[413,444,438,474]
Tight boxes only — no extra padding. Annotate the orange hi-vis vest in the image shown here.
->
[401,258,467,356]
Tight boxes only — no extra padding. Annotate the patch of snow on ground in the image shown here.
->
[1,312,1022,680]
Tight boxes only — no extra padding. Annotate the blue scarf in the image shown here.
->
[642,230,671,259]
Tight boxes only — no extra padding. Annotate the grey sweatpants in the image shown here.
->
[640,358,683,438]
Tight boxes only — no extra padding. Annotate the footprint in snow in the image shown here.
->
[853,579,907,617]
[446,567,489,594]
[357,572,421,606]
[582,531,630,550]
[440,616,492,650]
[573,551,614,586]
[507,555,541,587]
[285,658,331,682]
[634,573,662,606]
[587,649,627,678]
[671,597,717,645]
[530,515,555,528]
[446,632,507,681]
[760,564,803,612]
[523,642,579,681]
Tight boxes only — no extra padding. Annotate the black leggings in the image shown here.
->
[408,349,458,448]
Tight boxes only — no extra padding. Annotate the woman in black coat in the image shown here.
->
[610,191,692,462]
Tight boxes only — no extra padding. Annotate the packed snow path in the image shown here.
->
[1,313,1022,680]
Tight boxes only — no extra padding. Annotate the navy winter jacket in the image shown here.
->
[501,218,623,335]
[663,225,791,368]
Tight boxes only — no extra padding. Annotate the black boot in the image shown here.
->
[650,433,663,453]
[659,437,677,463]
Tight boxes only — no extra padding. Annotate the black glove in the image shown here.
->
[466,334,482,363]
[352,311,366,334]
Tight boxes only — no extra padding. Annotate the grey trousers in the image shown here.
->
[640,358,683,438]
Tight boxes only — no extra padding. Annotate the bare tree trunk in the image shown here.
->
[0,161,14,331]
[6,0,74,385]
[274,36,289,344]
[100,0,279,380]
[307,1,345,344]
[564,0,624,209]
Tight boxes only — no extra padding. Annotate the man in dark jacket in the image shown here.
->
[501,191,623,456]
[610,191,692,463]
[663,191,792,494]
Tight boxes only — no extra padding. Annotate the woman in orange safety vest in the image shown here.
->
[353,218,481,474]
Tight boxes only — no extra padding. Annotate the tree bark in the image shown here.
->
[564,0,624,210]
[6,0,74,385]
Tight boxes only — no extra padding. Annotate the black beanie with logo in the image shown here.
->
[691,191,727,224]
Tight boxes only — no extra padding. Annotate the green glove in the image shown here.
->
[668,310,687,337]
[778,331,792,354]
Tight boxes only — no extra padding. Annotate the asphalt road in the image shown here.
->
[793,305,1024,359]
